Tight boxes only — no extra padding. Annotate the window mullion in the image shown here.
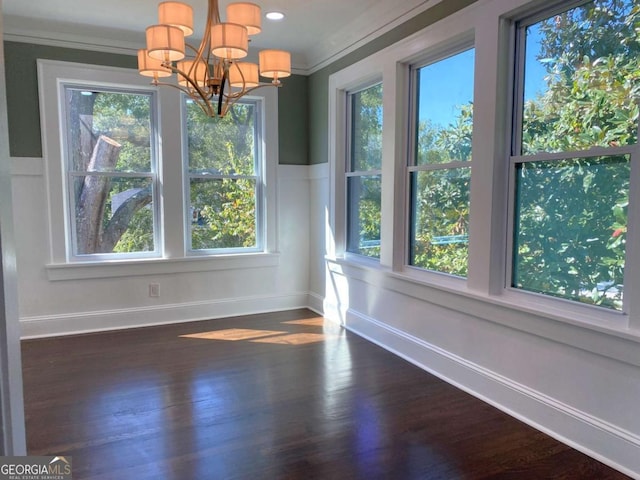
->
[511,145,637,164]
[346,170,382,177]
[68,171,154,178]
[408,161,471,173]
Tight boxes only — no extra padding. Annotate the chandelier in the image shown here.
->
[137,0,291,117]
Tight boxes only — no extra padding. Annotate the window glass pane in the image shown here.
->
[65,87,156,258]
[415,48,474,165]
[185,97,261,253]
[190,178,257,250]
[65,89,152,172]
[350,84,383,172]
[72,176,154,255]
[512,155,629,310]
[347,175,381,258]
[410,167,470,277]
[521,1,639,154]
[186,100,256,176]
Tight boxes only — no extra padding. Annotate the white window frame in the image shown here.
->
[328,0,639,332]
[405,41,475,280]
[38,60,280,280]
[61,84,161,261]
[501,0,639,323]
[182,96,267,255]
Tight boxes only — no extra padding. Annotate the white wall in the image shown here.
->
[12,159,315,338]
[307,163,329,311]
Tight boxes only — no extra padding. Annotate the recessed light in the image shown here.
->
[265,11,285,21]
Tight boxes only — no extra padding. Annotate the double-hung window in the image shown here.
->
[346,83,383,258]
[408,47,475,277]
[184,98,263,253]
[62,86,159,259]
[510,0,637,311]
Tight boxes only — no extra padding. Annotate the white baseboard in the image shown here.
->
[20,292,317,339]
[306,291,325,315]
[334,307,640,479]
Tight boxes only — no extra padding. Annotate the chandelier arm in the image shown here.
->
[165,63,214,102]
[150,79,202,99]
[224,83,282,101]
[196,0,221,64]
[210,0,221,24]
[195,96,215,117]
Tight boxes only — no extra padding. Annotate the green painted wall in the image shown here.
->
[277,73,308,165]
[4,42,135,158]
[308,0,477,165]
[3,41,308,165]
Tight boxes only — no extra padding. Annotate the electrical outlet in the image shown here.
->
[149,283,160,297]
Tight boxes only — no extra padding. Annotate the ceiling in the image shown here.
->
[2,0,441,73]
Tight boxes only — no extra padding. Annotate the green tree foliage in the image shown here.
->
[92,92,153,172]
[514,156,628,309]
[412,103,473,276]
[186,101,258,250]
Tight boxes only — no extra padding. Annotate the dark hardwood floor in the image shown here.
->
[22,309,629,479]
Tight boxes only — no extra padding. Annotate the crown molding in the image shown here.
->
[305,0,443,74]
[3,1,443,76]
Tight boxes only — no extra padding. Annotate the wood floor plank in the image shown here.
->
[21,309,630,479]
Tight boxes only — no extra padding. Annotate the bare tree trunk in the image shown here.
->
[75,135,121,254]
[99,186,152,252]
[68,92,97,203]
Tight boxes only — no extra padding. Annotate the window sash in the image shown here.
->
[508,1,639,312]
[61,84,161,261]
[183,96,265,254]
[406,46,474,276]
[345,82,383,260]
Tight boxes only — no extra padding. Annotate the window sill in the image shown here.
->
[46,252,280,281]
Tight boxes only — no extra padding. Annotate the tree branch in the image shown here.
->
[99,185,152,252]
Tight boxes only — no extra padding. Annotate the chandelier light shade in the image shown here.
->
[226,2,262,36]
[137,49,173,78]
[259,50,291,82]
[210,23,248,60]
[229,62,259,88]
[158,2,194,36]
[146,25,186,61]
[139,0,292,117]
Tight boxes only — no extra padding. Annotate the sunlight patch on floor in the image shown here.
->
[250,333,332,345]
[180,328,286,341]
[281,317,325,326]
